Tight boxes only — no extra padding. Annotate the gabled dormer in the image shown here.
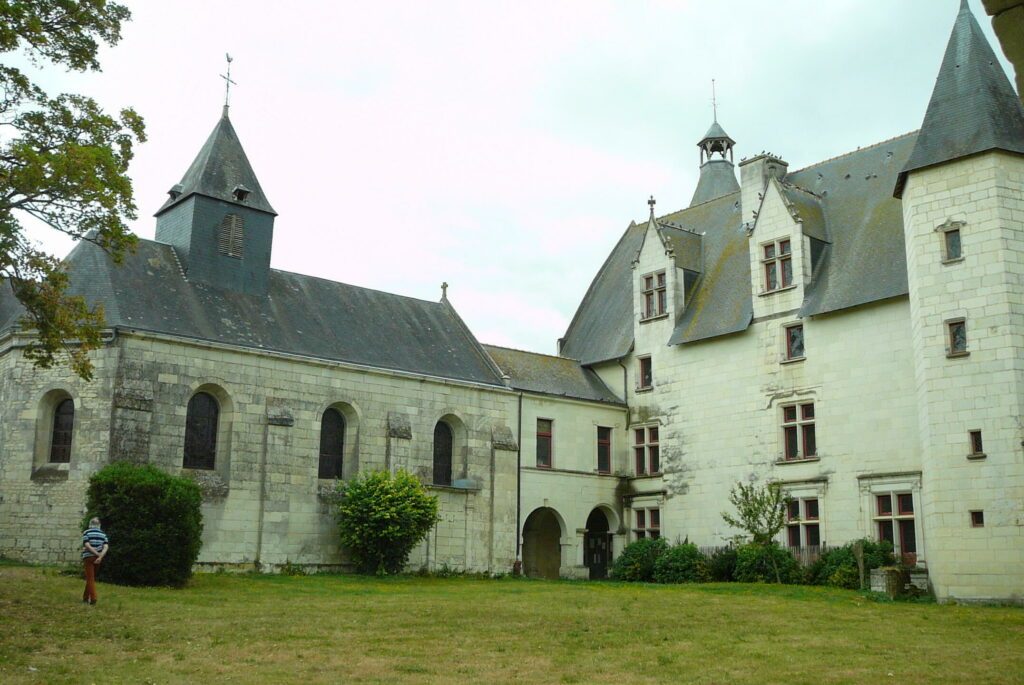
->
[739,154,824,319]
[632,198,704,331]
[154,106,277,296]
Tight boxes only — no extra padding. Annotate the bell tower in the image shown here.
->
[154,105,277,296]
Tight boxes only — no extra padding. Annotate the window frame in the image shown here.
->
[536,418,553,469]
[968,429,985,459]
[633,507,661,540]
[785,497,821,548]
[970,510,985,528]
[945,318,969,357]
[761,238,794,293]
[873,491,917,559]
[637,356,653,391]
[183,391,220,471]
[432,421,454,486]
[48,398,75,464]
[937,219,965,264]
[783,323,805,362]
[640,270,667,320]
[217,213,245,259]
[780,402,816,461]
[317,408,346,480]
[633,425,660,476]
[596,426,612,474]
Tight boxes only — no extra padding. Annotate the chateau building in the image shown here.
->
[1,2,1022,602]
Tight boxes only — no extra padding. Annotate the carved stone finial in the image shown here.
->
[441,281,449,300]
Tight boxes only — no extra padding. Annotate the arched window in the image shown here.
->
[184,392,219,470]
[318,408,346,479]
[49,398,74,463]
[433,421,453,486]
[218,213,244,258]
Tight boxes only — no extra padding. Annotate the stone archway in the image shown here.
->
[584,508,612,579]
[522,507,563,579]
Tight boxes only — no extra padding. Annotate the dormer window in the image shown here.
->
[167,184,183,201]
[762,239,793,292]
[218,213,244,258]
[232,184,251,202]
[642,271,667,319]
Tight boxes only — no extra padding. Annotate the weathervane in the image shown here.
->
[220,53,237,107]
[711,78,718,122]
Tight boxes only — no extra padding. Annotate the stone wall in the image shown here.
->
[0,331,521,574]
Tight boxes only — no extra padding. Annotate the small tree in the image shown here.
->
[721,481,790,582]
[335,469,439,575]
[85,462,203,587]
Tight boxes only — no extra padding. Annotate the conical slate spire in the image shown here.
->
[894,0,1024,197]
[157,107,276,215]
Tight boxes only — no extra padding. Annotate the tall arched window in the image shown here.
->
[318,408,346,479]
[433,421,453,486]
[49,398,74,463]
[183,392,219,470]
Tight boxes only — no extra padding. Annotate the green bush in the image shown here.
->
[807,539,896,589]
[609,537,668,582]
[334,469,438,575]
[707,546,738,582]
[653,542,709,583]
[85,462,203,587]
[734,543,801,584]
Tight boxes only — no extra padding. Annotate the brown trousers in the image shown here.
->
[82,556,98,603]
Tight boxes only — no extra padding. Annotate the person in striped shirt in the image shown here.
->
[81,518,109,605]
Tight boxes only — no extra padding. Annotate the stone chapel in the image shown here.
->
[1,1,1022,603]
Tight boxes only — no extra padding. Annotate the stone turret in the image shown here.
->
[899,0,1024,602]
[154,106,277,296]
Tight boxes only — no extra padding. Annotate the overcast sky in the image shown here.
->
[22,0,1014,354]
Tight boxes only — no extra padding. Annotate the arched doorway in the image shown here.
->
[522,508,563,579]
[584,508,612,579]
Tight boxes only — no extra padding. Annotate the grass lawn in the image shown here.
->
[1,565,1022,684]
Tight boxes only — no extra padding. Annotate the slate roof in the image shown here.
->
[483,345,623,405]
[0,238,506,386]
[701,121,734,143]
[157,107,277,216]
[560,132,919,359]
[894,0,1024,197]
[558,222,646,365]
[690,159,740,206]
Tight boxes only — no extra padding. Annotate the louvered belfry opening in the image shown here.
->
[49,398,74,463]
[433,422,453,486]
[218,213,244,258]
[183,392,219,470]
[318,408,346,479]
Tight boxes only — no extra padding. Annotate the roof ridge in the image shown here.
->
[785,130,920,176]
[484,343,570,360]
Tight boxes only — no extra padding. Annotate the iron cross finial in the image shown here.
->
[220,53,237,108]
[648,195,656,219]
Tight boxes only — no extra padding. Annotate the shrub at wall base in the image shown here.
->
[610,538,668,582]
[653,542,710,583]
[334,469,439,575]
[85,462,203,587]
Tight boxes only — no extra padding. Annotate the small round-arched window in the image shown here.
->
[183,392,219,470]
[49,398,74,463]
[433,422,453,486]
[318,408,346,479]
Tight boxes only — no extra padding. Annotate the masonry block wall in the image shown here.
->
[0,332,520,574]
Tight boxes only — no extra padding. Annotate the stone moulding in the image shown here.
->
[183,468,229,499]
[491,423,518,451]
[387,411,412,439]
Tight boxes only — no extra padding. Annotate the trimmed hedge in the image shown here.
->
[610,537,668,582]
[335,469,438,575]
[85,462,203,587]
[707,545,738,582]
[653,542,709,583]
[734,543,802,584]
